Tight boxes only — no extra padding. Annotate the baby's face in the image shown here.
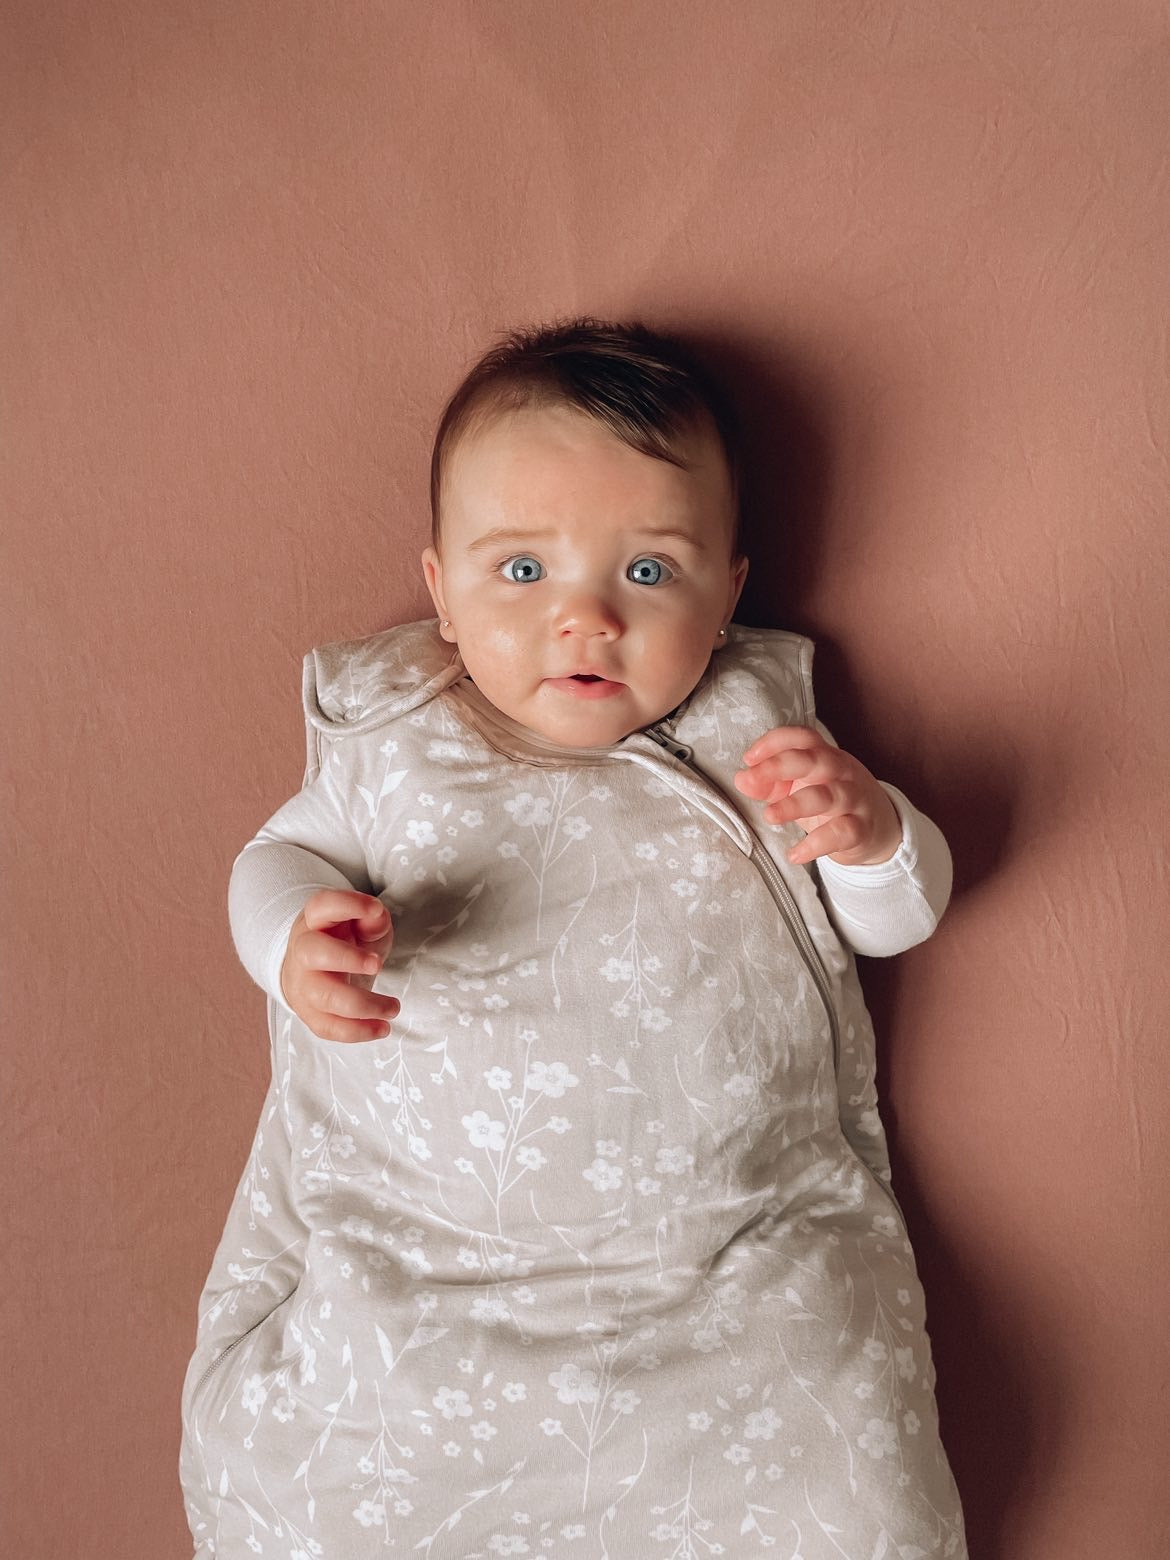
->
[422,405,747,749]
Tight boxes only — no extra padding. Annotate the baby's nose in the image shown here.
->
[555,591,622,639]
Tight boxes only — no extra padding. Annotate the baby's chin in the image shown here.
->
[519,691,670,750]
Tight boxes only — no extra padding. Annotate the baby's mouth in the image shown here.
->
[546,671,626,700]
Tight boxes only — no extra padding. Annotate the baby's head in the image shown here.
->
[422,318,749,748]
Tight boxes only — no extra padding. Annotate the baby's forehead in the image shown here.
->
[444,402,734,518]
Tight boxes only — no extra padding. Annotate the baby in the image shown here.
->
[181,320,967,1557]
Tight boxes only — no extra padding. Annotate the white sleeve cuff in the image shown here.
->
[814,783,952,957]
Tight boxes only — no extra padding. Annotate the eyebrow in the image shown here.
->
[463,525,707,555]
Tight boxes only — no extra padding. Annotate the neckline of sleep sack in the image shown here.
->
[441,677,754,856]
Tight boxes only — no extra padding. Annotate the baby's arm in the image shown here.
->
[734,722,951,957]
[230,756,399,1040]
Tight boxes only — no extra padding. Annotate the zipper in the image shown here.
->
[192,1295,290,1396]
[645,722,910,1226]
[643,723,840,1075]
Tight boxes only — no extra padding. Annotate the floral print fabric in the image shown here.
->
[180,622,966,1558]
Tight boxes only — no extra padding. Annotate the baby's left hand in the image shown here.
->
[734,726,902,867]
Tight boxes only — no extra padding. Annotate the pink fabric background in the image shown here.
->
[5,2,1168,1555]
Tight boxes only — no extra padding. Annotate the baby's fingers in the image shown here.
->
[761,783,835,827]
[741,726,824,766]
[786,815,865,866]
[304,971,400,1043]
[298,927,385,980]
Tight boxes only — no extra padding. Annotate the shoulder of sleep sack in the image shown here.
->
[300,616,465,739]
[722,623,817,727]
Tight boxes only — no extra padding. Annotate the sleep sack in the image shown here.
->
[180,619,967,1558]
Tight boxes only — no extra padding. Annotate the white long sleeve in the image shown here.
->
[228,754,373,1010]
[814,781,952,957]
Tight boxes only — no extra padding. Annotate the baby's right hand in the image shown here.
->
[279,890,400,1043]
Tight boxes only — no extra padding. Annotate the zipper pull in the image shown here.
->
[645,723,693,763]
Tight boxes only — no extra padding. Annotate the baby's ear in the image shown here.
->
[421,546,452,635]
[727,552,750,618]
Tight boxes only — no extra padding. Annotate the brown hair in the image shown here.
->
[429,317,741,552]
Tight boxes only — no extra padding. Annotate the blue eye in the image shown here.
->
[628,557,671,585]
[502,555,545,583]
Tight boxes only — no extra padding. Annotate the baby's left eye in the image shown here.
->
[627,557,672,586]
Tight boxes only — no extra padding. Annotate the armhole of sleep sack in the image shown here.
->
[796,635,817,728]
[301,652,325,788]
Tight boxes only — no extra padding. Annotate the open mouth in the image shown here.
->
[547,672,625,700]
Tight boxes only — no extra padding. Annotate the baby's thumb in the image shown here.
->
[355,898,393,948]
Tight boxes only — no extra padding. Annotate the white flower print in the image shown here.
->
[904,1409,921,1435]
[504,792,552,828]
[524,1061,579,1098]
[640,1006,672,1032]
[600,957,634,983]
[405,819,437,847]
[609,1390,641,1415]
[502,1382,527,1402]
[561,815,591,840]
[241,1374,267,1416]
[634,841,659,860]
[469,1296,510,1325]
[433,1386,473,1420]
[462,1110,507,1151]
[654,1145,694,1176]
[687,1411,713,1431]
[483,1067,512,1092]
[514,1146,546,1170]
[582,1157,623,1192]
[353,1500,385,1527]
[470,1420,497,1441]
[858,1418,899,1459]
[896,1346,917,1381]
[744,1406,783,1440]
[460,808,484,827]
[862,1338,888,1361]
[398,1247,432,1277]
[548,1363,600,1405]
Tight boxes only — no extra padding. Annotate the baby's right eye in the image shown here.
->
[501,555,545,584]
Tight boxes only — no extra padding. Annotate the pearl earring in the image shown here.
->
[717,626,727,640]
[442,619,451,630]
